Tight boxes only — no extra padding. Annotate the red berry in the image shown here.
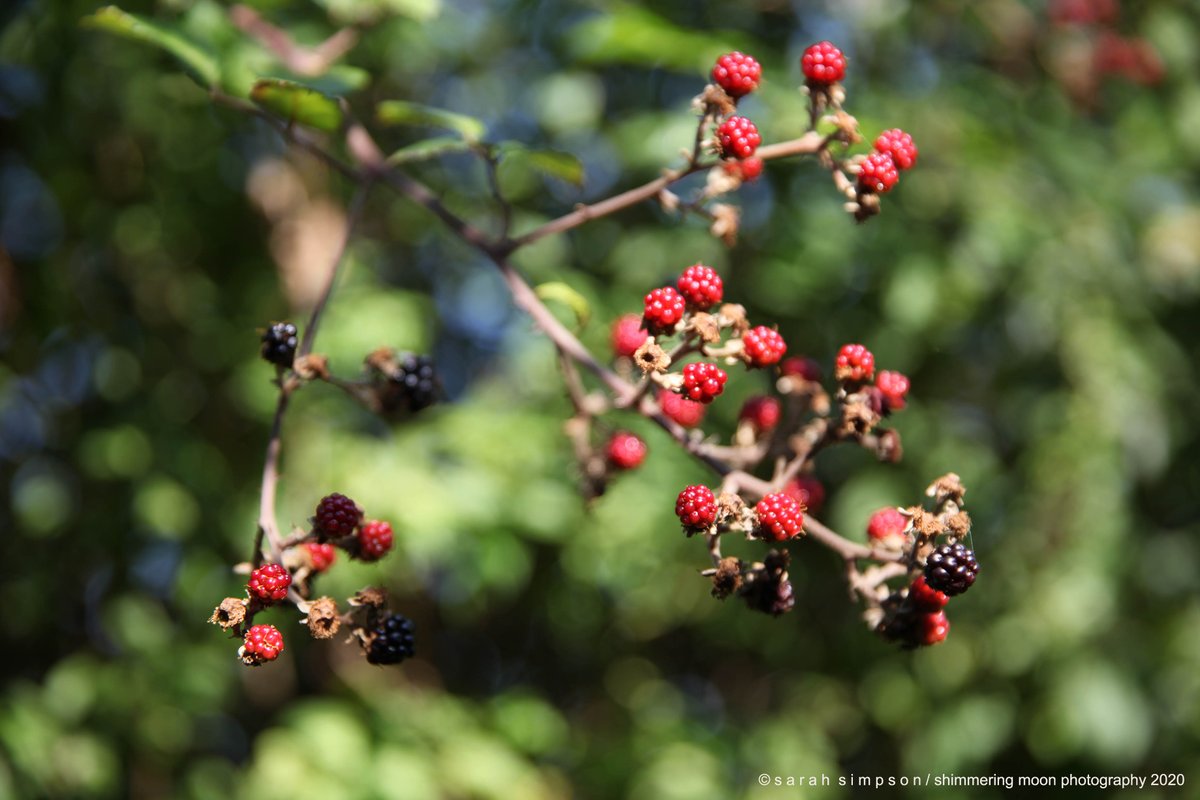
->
[242,624,284,664]
[314,493,362,539]
[920,610,950,646]
[658,388,706,428]
[874,129,918,171]
[866,507,908,545]
[358,520,394,561]
[304,542,337,573]
[780,356,822,381]
[835,343,875,382]
[755,493,804,541]
[723,156,764,182]
[909,575,949,611]
[676,485,718,531]
[611,313,648,358]
[739,395,781,432]
[680,362,728,403]
[605,431,647,470]
[857,152,899,194]
[783,475,825,515]
[247,563,291,604]
[716,116,761,160]
[676,264,723,310]
[712,51,762,98]
[801,41,846,85]
[742,325,787,367]
[642,287,687,334]
[876,370,911,412]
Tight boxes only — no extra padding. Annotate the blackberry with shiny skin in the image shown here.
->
[260,322,298,367]
[393,354,439,412]
[924,542,979,596]
[367,613,416,665]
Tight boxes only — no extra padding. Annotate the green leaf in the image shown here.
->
[314,0,441,25]
[386,137,473,165]
[81,6,220,88]
[534,282,591,330]
[565,3,748,72]
[376,101,486,143]
[250,79,344,132]
[500,144,585,187]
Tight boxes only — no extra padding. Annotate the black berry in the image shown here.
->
[260,322,298,367]
[924,542,979,596]
[367,613,416,665]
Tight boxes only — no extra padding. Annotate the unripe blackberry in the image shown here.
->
[658,388,706,428]
[606,431,647,470]
[920,610,950,646]
[876,370,911,412]
[358,520,394,561]
[857,152,900,194]
[874,128,918,170]
[781,356,822,382]
[866,507,908,546]
[801,41,846,85]
[247,563,291,604]
[676,485,718,532]
[676,264,723,310]
[835,343,875,382]
[260,322,298,368]
[783,475,825,515]
[611,313,648,358]
[680,362,728,403]
[739,395,781,432]
[742,326,787,367]
[393,354,439,412]
[924,542,979,596]
[314,493,362,539]
[723,156,764,182]
[366,613,416,665]
[716,116,761,160]
[643,287,687,334]
[712,51,762,98]
[755,493,804,541]
[908,575,948,611]
[304,542,337,573]
[242,624,284,665]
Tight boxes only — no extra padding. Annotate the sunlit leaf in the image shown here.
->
[499,143,585,187]
[386,137,473,165]
[534,282,591,330]
[565,3,747,71]
[81,6,219,88]
[376,100,486,143]
[250,79,344,132]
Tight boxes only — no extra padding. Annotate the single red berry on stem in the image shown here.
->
[643,287,687,334]
[304,542,337,573]
[835,343,875,382]
[920,610,950,646]
[315,493,362,539]
[605,431,647,470]
[742,326,787,367]
[781,357,822,381]
[784,475,825,515]
[658,388,706,428]
[723,156,764,182]
[247,563,291,604]
[676,264,724,310]
[801,41,846,85]
[716,116,761,160]
[358,520,394,561]
[874,129,918,170]
[611,314,648,358]
[739,395,781,432]
[866,507,908,546]
[242,624,285,665]
[857,152,899,194]
[680,362,728,403]
[712,51,762,98]
[908,575,949,611]
[676,485,718,532]
[876,370,911,412]
[755,493,804,541]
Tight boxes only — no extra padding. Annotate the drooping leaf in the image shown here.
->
[376,101,486,143]
[534,282,591,330]
[386,137,474,165]
[250,79,344,132]
[565,3,749,72]
[81,6,220,88]
[500,144,585,187]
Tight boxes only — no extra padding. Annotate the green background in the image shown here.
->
[2,0,1199,797]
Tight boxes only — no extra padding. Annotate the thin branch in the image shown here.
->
[299,180,372,358]
[254,381,292,568]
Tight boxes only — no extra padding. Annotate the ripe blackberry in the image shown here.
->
[247,563,291,604]
[876,370,911,412]
[367,613,416,665]
[676,485,718,532]
[716,116,761,160]
[358,520,394,561]
[908,575,948,611]
[742,326,787,367]
[866,507,908,545]
[676,264,723,310]
[260,322,298,368]
[658,388,706,428]
[642,287,687,334]
[611,313,648,358]
[780,356,822,382]
[392,354,439,412]
[606,431,647,470]
[242,624,284,665]
[739,395,781,432]
[712,51,762,98]
[920,610,950,646]
[755,493,804,541]
[801,41,846,85]
[835,343,875,382]
[680,362,728,403]
[924,542,979,596]
[857,152,900,194]
[723,156,764,182]
[874,129,918,171]
[304,542,337,573]
[783,475,825,515]
[314,493,362,539]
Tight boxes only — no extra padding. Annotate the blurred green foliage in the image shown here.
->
[2,0,1200,797]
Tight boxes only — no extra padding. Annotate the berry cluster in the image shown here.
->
[711,51,761,98]
[260,322,299,368]
[800,41,846,86]
[832,343,912,422]
[706,53,765,169]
